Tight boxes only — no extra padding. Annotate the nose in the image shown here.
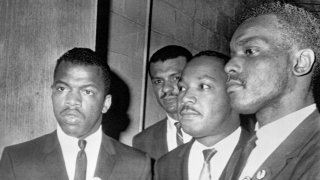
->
[224,56,242,76]
[179,89,196,106]
[162,81,176,94]
[65,91,81,108]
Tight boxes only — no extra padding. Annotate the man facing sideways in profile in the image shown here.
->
[133,45,193,160]
[0,48,151,180]
[155,51,250,180]
[225,2,320,180]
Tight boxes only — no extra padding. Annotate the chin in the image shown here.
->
[231,101,259,114]
[182,125,203,137]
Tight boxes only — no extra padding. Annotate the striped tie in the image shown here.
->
[199,148,217,180]
[174,122,184,146]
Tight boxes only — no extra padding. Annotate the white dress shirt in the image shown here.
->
[167,114,192,151]
[188,127,241,180]
[239,104,316,180]
[57,125,102,180]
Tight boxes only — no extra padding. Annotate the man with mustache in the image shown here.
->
[133,45,193,160]
[154,51,250,180]
[0,48,151,180]
[224,2,320,180]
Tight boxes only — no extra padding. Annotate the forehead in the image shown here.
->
[231,15,281,47]
[54,61,104,86]
[182,56,226,81]
[150,56,187,77]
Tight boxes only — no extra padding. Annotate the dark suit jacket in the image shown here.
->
[0,131,151,180]
[154,128,250,180]
[229,110,320,180]
[132,118,168,160]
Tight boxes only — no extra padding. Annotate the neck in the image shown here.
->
[256,90,314,127]
[167,112,178,120]
[197,113,240,147]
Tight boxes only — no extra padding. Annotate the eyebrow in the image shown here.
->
[52,80,99,89]
[198,74,217,82]
[237,36,269,46]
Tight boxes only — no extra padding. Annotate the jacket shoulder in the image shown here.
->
[3,132,55,157]
[157,141,190,165]
[133,119,166,141]
[106,135,149,159]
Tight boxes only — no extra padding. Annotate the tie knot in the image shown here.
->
[78,139,87,150]
[248,133,257,147]
[174,122,182,130]
[202,148,217,163]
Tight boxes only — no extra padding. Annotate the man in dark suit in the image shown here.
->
[133,45,193,160]
[0,48,151,180]
[155,51,250,180]
[224,2,320,180]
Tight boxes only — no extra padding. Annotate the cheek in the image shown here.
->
[52,95,64,110]
[83,97,105,114]
[153,87,163,96]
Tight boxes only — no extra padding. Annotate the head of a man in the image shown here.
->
[51,48,112,139]
[149,45,192,119]
[178,51,239,146]
[225,2,320,119]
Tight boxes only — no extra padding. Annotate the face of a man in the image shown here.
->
[225,15,293,114]
[51,61,111,139]
[150,56,187,119]
[178,56,232,137]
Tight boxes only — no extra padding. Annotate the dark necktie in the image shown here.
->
[232,133,257,180]
[199,148,217,180]
[174,122,184,146]
[74,139,87,180]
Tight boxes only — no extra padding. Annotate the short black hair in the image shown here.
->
[53,47,111,95]
[193,50,230,65]
[148,45,192,73]
[240,1,320,106]
[240,2,320,80]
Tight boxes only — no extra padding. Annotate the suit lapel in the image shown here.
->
[154,118,168,156]
[251,110,320,180]
[175,139,194,180]
[94,134,116,179]
[42,131,69,180]
[222,128,250,180]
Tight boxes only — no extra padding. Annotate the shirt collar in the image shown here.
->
[166,113,177,124]
[255,104,316,146]
[57,124,102,149]
[193,127,241,152]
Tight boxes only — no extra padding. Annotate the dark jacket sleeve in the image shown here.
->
[0,147,16,180]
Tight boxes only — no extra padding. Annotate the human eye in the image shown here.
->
[152,79,163,85]
[244,47,259,56]
[57,86,65,91]
[178,86,186,92]
[199,84,210,90]
[178,83,186,92]
[82,89,94,96]
[173,75,181,82]
[52,84,68,93]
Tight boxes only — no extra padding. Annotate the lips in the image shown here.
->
[162,96,178,105]
[226,79,244,93]
[179,106,200,118]
[60,110,82,124]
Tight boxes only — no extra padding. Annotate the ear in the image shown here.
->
[102,94,112,113]
[293,49,315,76]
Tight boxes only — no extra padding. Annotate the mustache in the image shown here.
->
[160,93,178,99]
[60,108,82,116]
[179,105,199,114]
[227,74,246,85]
